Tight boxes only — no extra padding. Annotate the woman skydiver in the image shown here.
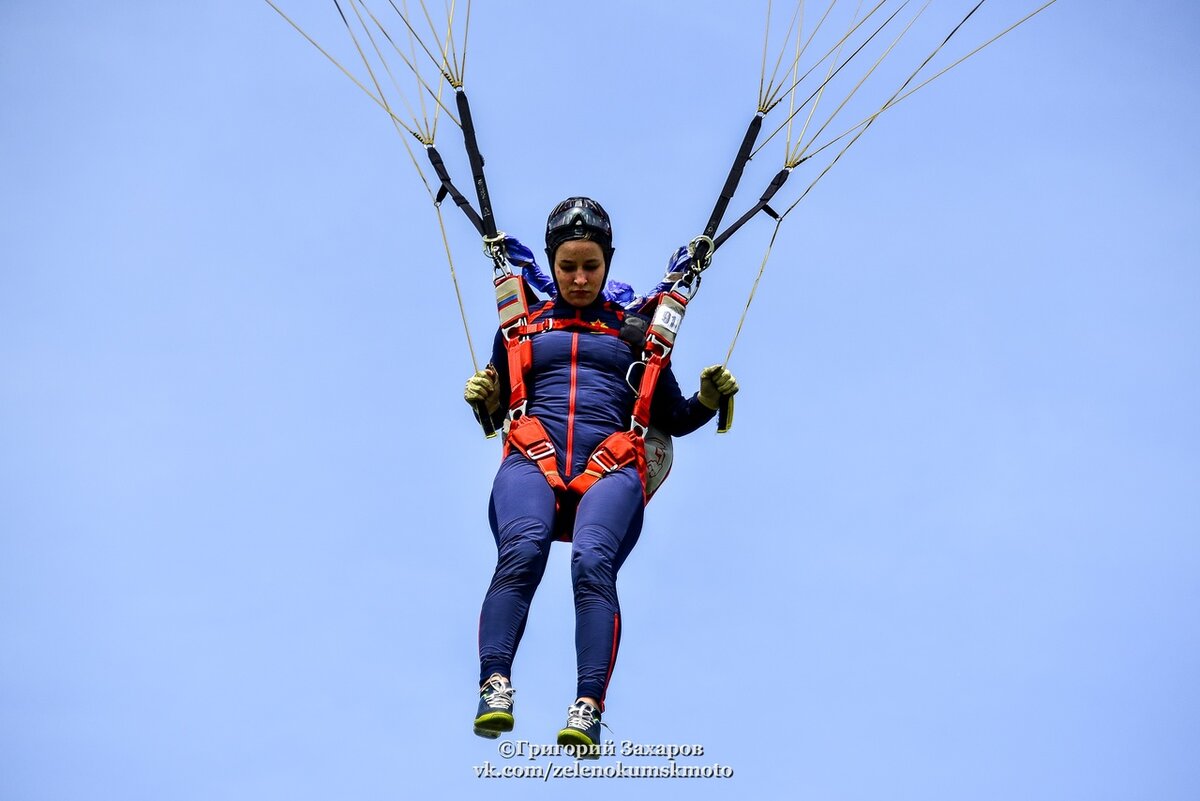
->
[463,197,740,755]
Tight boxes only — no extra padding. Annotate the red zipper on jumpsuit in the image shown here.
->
[565,330,579,479]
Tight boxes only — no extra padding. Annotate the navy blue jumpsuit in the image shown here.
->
[477,293,715,708]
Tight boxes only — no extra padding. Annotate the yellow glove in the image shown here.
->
[464,366,501,414]
[698,365,739,411]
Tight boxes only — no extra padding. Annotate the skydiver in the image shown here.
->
[464,197,739,756]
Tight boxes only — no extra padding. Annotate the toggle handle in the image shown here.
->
[476,401,498,439]
[717,394,734,434]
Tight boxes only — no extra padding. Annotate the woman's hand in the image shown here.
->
[465,366,501,414]
[698,365,739,411]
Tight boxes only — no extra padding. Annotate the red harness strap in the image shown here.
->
[562,429,648,499]
[494,275,535,418]
[504,415,568,493]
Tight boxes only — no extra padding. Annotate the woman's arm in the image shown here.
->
[648,364,717,437]
[464,328,510,430]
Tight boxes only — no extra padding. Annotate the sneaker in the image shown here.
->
[473,674,515,739]
[556,700,602,759]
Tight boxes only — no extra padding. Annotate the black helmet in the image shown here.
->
[544,196,615,269]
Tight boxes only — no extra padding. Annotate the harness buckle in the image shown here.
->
[675,274,701,300]
[642,332,672,359]
[501,320,527,342]
[524,439,555,461]
[590,447,621,474]
[686,234,715,272]
[625,360,646,393]
[485,230,510,277]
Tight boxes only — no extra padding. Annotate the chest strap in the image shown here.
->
[495,278,624,424]
[512,317,623,339]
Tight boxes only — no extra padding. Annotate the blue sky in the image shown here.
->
[2,1,1198,799]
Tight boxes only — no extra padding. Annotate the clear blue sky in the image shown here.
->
[2,2,1198,799]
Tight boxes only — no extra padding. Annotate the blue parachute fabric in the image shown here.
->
[502,236,689,311]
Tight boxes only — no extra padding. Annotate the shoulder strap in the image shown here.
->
[628,289,690,435]
[494,275,536,420]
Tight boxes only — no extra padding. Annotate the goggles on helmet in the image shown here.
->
[546,205,612,240]
[545,197,615,271]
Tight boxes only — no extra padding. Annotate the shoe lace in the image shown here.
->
[481,676,514,711]
[566,701,598,730]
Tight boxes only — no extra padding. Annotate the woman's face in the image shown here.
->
[553,240,606,307]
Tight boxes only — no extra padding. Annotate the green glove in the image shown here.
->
[464,366,501,414]
[698,365,739,411]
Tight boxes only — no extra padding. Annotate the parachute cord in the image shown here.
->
[757,0,773,110]
[427,0,459,80]
[753,0,890,157]
[383,92,481,373]
[396,1,430,138]
[385,0,461,87]
[796,0,1059,170]
[385,0,450,81]
[265,1,477,370]
[393,108,438,199]
[759,0,889,118]
[782,2,807,161]
[344,0,433,140]
[436,202,481,373]
[879,0,1060,119]
[419,1,442,141]
[724,216,784,367]
[792,0,928,166]
[418,0,458,80]
[364,30,478,371]
[264,0,430,135]
[390,117,479,371]
[725,0,989,360]
[782,0,1004,220]
[460,0,473,86]
[761,0,840,114]
[433,0,468,135]
[727,0,1060,360]
[787,0,864,165]
[357,0,441,135]
[347,0,462,127]
[759,0,805,112]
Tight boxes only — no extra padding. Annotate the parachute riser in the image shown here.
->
[712,166,793,251]
[425,144,486,236]
[454,90,498,241]
[449,84,514,438]
[687,112,763,263]
[703,113,764,240]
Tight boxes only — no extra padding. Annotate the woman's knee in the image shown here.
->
[495,517,552,579]
[570,535,616,589]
